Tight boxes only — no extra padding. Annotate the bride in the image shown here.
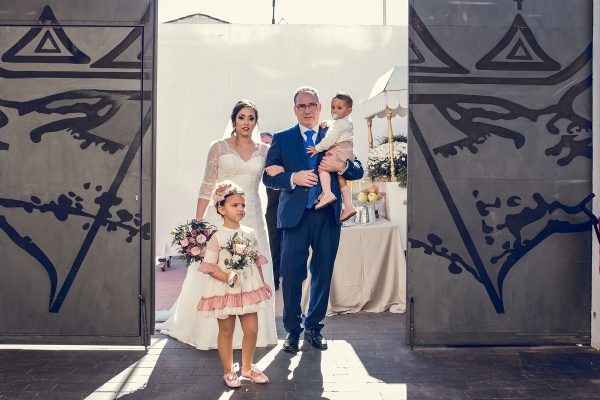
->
[157,100,278,349]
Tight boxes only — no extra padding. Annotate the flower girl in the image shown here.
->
[197,181,272,388]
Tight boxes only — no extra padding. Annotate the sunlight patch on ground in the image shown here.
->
[253,339,407,399]
[216,391,235,400]
[253,341,283,369]
[83,337,168,399]
[0,344,146,351]
[254,341,304,379]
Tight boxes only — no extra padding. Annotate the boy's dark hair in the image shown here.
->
[334,92,353,108]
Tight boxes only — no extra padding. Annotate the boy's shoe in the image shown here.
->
[340,207,357,222]
[241,365,269,384]
[223,365,241,388]
[315,192,337,210]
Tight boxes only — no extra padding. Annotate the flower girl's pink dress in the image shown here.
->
[197,225,271,319]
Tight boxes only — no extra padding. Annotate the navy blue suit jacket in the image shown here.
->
[262,124,364,229]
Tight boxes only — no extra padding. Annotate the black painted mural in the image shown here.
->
[407,0,592,344]
[0,2,155,345]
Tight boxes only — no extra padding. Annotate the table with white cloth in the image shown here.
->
[301,218,406,315]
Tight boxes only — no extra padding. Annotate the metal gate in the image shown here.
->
[0,1,155,345]
[407,0,593,345]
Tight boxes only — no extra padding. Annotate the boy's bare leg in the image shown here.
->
[339,175,357,222]
[315,171,337,209]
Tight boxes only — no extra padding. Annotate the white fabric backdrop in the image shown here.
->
[156,23,408,254]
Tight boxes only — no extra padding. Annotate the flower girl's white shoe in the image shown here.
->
[223,364,241,388]
[241,365,269,384]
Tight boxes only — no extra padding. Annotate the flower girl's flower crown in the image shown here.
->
[212,180,245,204]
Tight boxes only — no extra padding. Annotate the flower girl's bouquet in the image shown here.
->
[221,232,259,271]
[170,219,218,266]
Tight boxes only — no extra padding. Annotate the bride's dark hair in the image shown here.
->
[230,99,259,136]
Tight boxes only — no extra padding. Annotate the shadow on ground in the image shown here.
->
[1,313,600,399]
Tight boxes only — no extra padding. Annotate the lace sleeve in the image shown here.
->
[198,141,221,199]
[258,143,270,159]
[198,234,220,273]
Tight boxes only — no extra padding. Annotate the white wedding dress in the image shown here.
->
[156,139,278,349]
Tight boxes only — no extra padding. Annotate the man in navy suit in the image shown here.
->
[260,132,282,291]
[263,86,364,352]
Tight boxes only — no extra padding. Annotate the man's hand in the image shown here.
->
[306,146,319,157]
[318,152,347,173]
[265,165,285,176]
[292,170,318,187]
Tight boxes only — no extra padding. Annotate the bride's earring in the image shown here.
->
[232,126,240,145]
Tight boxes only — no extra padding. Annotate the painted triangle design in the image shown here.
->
[34,30,61,54]
[476,14,560,71]
[2,6,90,64]
[91,28,142,69]
[409,5,469,74]
[506,38,533,60]
[409,38,425,64]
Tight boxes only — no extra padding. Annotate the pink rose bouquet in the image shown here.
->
[170,219,218,266]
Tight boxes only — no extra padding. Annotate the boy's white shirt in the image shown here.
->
[315,116,353,152]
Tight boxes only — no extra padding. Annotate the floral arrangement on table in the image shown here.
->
[221,232,261,271]
[170,219,218,266]
[366,139,407,188]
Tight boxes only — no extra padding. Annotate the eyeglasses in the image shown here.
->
[295,102,318,111]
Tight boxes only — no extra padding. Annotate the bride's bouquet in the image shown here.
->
[170,219,218,266]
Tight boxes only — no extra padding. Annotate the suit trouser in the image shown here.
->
[280,206,341,334]
[266,222,281,284]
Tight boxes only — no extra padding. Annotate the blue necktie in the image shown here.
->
[304,130,321,208]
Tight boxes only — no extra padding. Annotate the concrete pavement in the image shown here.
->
[1,313,600,399]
